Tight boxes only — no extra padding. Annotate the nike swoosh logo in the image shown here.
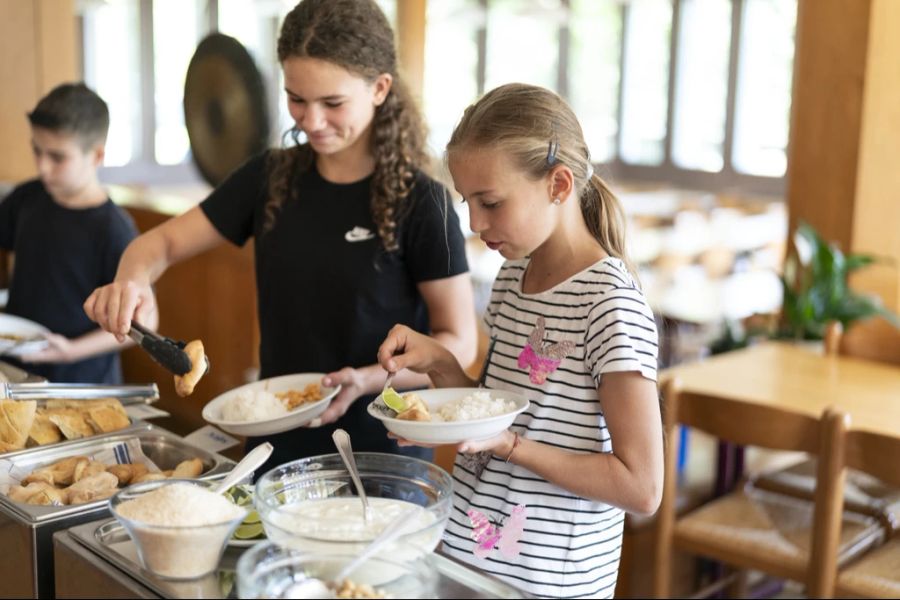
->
[345,226,376,242]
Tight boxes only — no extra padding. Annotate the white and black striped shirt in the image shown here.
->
[442,257,658,599]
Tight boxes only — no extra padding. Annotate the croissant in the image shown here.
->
[171,457,204,478]
[65,471,119,505]
[8,482,55,503]
[22,456,88,486]
[26,487,68,506]
[396,393,431,422]
[74,460,108,482]
[174,340,207,397]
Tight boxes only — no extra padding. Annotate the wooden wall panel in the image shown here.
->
[785,0,870,251]
[120,207,258,438]
[849,0,900,310]
[396,0,427,102]
[786,0,900,312]
[0,0,77,183]
[36,0,78,94]
[0,1,40,182]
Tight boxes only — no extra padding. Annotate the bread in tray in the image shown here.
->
[7,456,208,506]
[0,399,37,451]
[1,397,133,451]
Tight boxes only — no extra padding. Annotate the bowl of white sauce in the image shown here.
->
[254,453,452,560]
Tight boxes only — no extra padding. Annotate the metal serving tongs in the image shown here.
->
[128,321,207,376]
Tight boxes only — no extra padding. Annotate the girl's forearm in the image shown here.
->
[499,435,662,515]
[69,328,131,361]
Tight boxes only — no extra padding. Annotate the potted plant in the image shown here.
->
[777,221,899,340]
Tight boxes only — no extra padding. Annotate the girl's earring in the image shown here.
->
[552,198,561,205]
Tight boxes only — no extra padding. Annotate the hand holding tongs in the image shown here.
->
[128,321,194,376]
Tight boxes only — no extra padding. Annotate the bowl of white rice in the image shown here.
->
[366,388,529,444]
[202,373,341,436]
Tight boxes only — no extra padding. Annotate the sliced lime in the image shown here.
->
[243,510,261,524]
[381,387,406,412]
[234,522,264,540]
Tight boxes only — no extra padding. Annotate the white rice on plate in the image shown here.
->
[221,389,287,422]
[436,390,517,422]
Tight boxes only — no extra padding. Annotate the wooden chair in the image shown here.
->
[654,379,881,598]
[832,427,900,597]
[753,318,900,535]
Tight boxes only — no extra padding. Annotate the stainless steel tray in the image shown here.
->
[67,519,530,599]
[0,426,234,524]
[0,381,159,403]
[0,419,151,461]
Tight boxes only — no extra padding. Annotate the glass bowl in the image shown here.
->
[254,453,452,559]
[109,478,247,580]
[236,542,437,599]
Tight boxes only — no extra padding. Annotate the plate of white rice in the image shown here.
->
[367,388,529,444]
[202,373,340,436]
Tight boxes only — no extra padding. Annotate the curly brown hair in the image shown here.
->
[264,0,429,251]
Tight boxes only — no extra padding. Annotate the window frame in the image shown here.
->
[607,0,787,196]
[468,0,792,196]
[82,0,793,195]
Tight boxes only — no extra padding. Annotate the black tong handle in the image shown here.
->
[129,322,192,376]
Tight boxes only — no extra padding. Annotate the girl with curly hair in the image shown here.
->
[86,0,477,469]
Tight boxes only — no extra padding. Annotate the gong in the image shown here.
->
[183,33,270,186]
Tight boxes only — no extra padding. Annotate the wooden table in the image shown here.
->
[662,341,900,492]
[663,341,900,436]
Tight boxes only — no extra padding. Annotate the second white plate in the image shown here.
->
[367,387,529,444]
[202,373,340,436]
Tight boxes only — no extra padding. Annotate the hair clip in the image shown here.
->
[586,163,594,179]
[546,140,559,166]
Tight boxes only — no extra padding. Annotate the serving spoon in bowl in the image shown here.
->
[213,442,274,495]
[332,429,371,523]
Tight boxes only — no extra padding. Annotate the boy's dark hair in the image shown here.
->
[27,82,109,150]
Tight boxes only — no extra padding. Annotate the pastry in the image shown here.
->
[85,406,130,433]
[175,339,207,397]
[0,399,37,451]
[171,457,204,478]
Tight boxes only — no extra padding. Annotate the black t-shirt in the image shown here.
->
[201,153,468,462]
[0,179,138,383]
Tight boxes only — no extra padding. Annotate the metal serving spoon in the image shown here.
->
[331,429,371,524]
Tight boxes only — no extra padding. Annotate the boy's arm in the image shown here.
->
[20,327,133,364]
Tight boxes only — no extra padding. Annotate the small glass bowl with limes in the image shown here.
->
[223,484,266,546]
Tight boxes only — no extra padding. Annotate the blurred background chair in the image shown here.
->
[752,318,900,542]
[654,379,881,599]
[831,422,900,597]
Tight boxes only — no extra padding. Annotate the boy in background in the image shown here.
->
[0,82,155,383]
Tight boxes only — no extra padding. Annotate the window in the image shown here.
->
[79,0,397,184]
[423,0,798,195]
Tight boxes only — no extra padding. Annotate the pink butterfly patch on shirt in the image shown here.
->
[468,504,527,559]
[517,316,575,384]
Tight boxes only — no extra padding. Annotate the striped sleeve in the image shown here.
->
[586,287,658,384]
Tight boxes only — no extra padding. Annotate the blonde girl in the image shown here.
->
[378,83,662,598]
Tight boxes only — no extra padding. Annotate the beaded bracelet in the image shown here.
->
[505,431,521,463]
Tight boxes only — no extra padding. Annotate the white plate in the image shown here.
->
[202,373,340,436]
[0,314,49,357]
[367,387,529,444]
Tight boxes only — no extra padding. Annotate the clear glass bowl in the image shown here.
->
[254,453,452,559]
[109,479,247,580]
[236,542,437,599]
